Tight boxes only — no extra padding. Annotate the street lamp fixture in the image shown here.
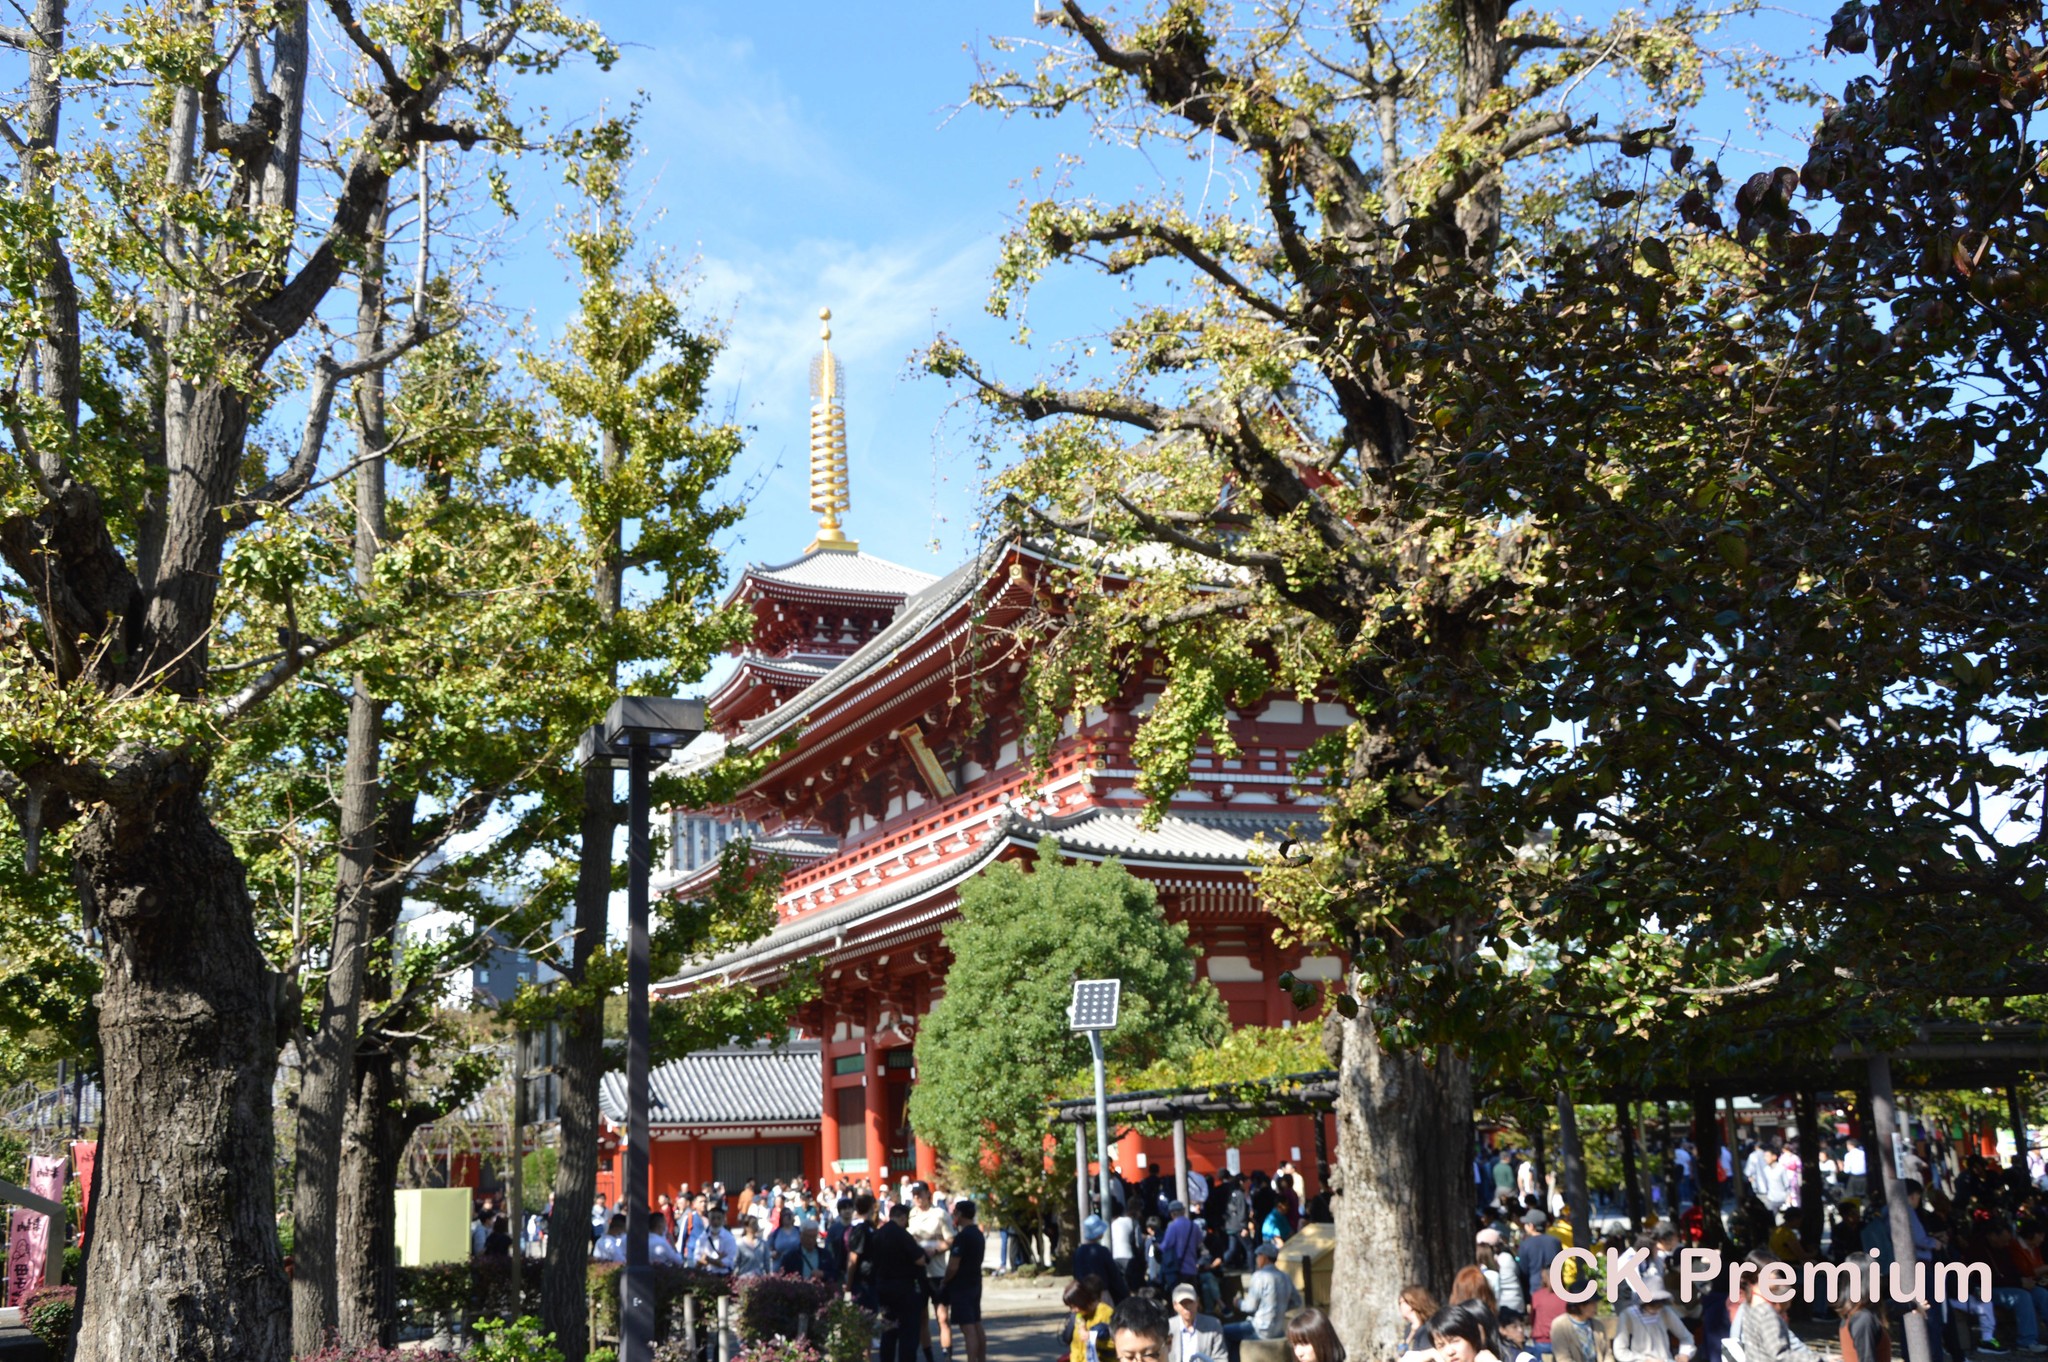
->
[581,696,705,1362]
[1069,979,1121,1228]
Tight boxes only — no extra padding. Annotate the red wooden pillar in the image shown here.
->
[820,1041,841,1171]
[864,1028,888,1186]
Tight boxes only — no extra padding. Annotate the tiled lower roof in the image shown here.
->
[656,808,1312,990]
[1047,810,1306,865]
[600,1040,822,1127]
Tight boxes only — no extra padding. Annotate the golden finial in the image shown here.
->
[806,306,856,553]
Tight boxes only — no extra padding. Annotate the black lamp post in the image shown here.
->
[580,696,704,1362]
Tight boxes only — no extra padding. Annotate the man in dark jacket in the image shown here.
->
[779,1224,840,1283]
[868,1201,929,1362]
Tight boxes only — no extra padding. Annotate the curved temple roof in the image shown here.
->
[599,1039,823,1127]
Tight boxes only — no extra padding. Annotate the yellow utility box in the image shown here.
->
[1276,1223,1336,1308]
[394,1187,472,1266]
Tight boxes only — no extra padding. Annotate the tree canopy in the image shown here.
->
[910,840,1226,1224]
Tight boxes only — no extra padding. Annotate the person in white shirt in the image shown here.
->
[688,1205,738,1273]
[1111,1208,1140,1296]
[647,1212,687,1267]
[908,1182,957,1361]
[593,1212,628,1263]
[1842,1138,1868,1198]
[1614,1279,1695,1362]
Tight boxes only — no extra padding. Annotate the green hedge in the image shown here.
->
[583,1263,732,1342]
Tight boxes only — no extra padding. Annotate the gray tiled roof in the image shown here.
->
[659,824,1013,988]
[658,808,1312,990]
[600,1040,822,1127]
[1047,810,1309,865]
[751,831,841,859]
[748,549,938,598]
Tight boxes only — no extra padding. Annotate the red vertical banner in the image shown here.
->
[69,1141,95,1242]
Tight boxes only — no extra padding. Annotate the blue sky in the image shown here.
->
[493,0,1839,649]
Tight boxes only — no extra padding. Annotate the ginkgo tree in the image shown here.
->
[0,0,619,1352]
[925,0,1799,1351]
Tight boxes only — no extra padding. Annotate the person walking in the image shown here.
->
[1836,1255,1891,1362]
[733,1216,773,1278]
[1160,1202,1203,1291]
[594,1212,628,1263]
[1480,1228,1526,1316]
[1517,1211,1566,1302]
[909,1182,958,1362]
[1113,1203,1142,1297]
[1736,1253,1820,1362]
[780,1224,839,1282]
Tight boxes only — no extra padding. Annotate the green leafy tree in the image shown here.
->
[505,119,795,1362]
[0,0,614,1351]
[909,840,1226,1241]
[922,0,1792,1350]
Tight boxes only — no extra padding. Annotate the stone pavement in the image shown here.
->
[973,1278,1069,1362]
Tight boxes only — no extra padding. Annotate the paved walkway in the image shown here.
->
[979,1279,1067,1362]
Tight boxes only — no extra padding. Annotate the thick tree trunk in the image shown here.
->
[335,1033,408,1344]
[1796,1092,1823,1257]
[541,761,618,1362]
[1452,0,1505,250]
[1327,1011,1471,1360]
[335,848,421,1346]
[71,763,288,1361]
[291,215,390,1356]
[1556,1091,1590,1246]
[1691,1090,1726,1247]
[1617,1096,1644,1232]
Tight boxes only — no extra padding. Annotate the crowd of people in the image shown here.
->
[572,1176,988,1362]
[1461,1128,2048,1362]
[449,1124,2048,1362]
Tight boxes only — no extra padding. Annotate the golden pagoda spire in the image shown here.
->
[806,306,856,553]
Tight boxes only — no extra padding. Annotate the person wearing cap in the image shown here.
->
[1221,1241,1301,1362]
[1479,1226,1526,1316]
[1078,1214,1122,1301]
[1614,1276,1694,1362]
[1160,1201,1202,1291]
[1168,1282,1225,1362]
[1516,1208,1565,1302]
